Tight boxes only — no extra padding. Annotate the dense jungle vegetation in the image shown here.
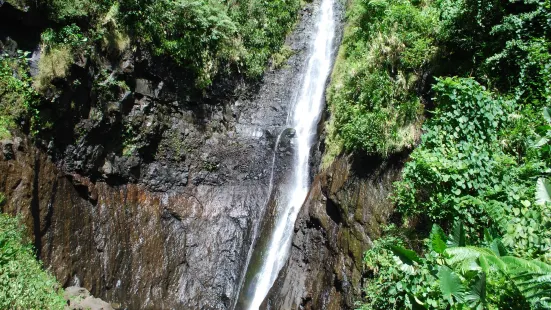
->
[0,194,65,309]
[325,0,551,308]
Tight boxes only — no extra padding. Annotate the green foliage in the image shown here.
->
[96,3,130,54]
[534,107,551,166]
[436,0,551,105]
[35,25,85,95]
[42,0,113,22]
[41,24,87,49]
[360,79,551,309]
[359,231,444,310]
[0,213,65,309]
[119,0,299,87]
[120,0,238,87]
[92,69,129,104]
[0,52,40,138]
[392,78,551,243]
[353,0,551,307]
[325,0,439,158]
[270,44,295,70]
[35,0,299,91]
[501,197,551,260]
[360,223,550,309]
[228,0,301,76]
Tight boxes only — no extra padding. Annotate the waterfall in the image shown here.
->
[235,0,336,308]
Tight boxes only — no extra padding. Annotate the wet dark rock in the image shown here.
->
[278,127,297,153]
[0,136,273,309]
[142,162,189,191]
[262,153,409,310]
[1,140,14,160]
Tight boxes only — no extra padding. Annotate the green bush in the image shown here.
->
[361,80,551,308]
[359,228,444,310]
[325,0,439,159]
[393,78,549,242]
[351,0,551,307]
[435,0,551,104]
[34,46,73,93]
[41,24,87,49]
[34,0,299,90]
[0,213,65,309]
[42,0,113,22]
[359,222,549,310]
[119,0,299,87]
[229,0,301,76]
[0,52,40,139]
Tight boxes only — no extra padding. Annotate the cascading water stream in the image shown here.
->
[235,0,336,308]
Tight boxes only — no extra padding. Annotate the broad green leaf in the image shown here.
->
[448,220,466,247]
[535,137,550,148]
[544,107,551,124]
[535,178,551,206]
[390,245,421,265]
[502,256,551,274]
[429,224,447,254]
[392,255,416,274]
[489,239,507,257]
[464,272,486,310]
[438,266,465,303]
[446,246,496,266]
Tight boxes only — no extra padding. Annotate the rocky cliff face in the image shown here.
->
[261,153,409,309]
[0,2,328,309]
[0,0,404,309]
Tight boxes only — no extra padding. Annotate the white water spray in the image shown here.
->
[244,0,336,308]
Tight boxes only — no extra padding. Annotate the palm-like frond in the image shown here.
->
[446,246,551,307]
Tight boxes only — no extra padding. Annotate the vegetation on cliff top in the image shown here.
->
[34,0,300,88]
[327,0,551,308]
[1,0,301,144]
[325,0,438,160]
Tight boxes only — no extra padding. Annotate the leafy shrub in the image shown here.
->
[229,0,301,76]
[119,0,299,87]
[362,88,551,308]
[0,213,65,309]
[359,222,550,309]
[534,107,551,167]
[41,24,87,49]
[0,52,40,139]
[435,0,551,104]
[98,3,130,54]
[35,0,299,90]
[393,78,546,234]
[359,229,444,310]
[270,44,294,70]
[42,0,113,22]
[352,0,551,307]
[325,0,439,158]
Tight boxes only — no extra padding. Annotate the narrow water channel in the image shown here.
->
[234,0,337,307]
